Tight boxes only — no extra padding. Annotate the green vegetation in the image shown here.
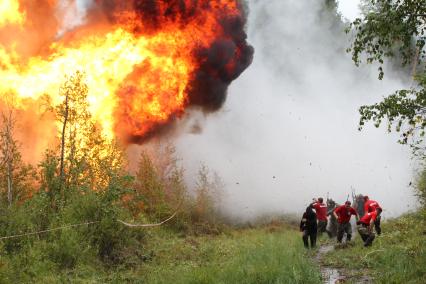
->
[415,168,426,206]
[348,0,426,153]
[0,73,322,283]
[320,165,426,283]
[340,5,426,278]
[135,226,321,284]
[0,3,425,283]
[322,209,426,283]
[0,216,322,282]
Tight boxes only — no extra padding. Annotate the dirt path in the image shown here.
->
[316,243,373,284]
[316,244,344,283]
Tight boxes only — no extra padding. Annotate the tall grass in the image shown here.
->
[139,227,321,284]
[322,210,426,283]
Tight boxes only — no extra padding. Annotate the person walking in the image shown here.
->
[363,196,382,235]
[333,201,359,243]
[311,197,328,236]
[357,207,382,247]
[326,199,338,238]
[300,206,317,249]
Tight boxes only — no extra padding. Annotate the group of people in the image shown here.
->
[300,196,382,248]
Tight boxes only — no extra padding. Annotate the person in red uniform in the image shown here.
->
[363,196,382,235]
[357,207,382,246]
[311,197,328,236]
[333,201,359,243]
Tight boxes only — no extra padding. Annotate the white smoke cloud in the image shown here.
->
[69,0,417,220]
[57,0,91,35]
[173,0,418,220]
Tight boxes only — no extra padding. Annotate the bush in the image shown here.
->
[0,192,52,254]
[0,134,230,280]
[0,175,148,281]
[416,168,426,207]
[47,230,80,269]
[56,178,146,265]
[130,146,227,236]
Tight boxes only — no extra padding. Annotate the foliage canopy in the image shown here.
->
[348,0,426,154]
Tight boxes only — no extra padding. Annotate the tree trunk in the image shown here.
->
[59,92,69,194]
[4,110,13,207]
[7,159,12,207]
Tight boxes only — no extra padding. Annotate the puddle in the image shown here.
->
[316,244,373,284]
[322,267,342,284]
[317,245,343,283]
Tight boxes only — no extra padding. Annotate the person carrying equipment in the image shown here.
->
[333,201,359,243]
[353,194,366,217]
[357,207,382,247]
[300,206,317,248]
[326,198,338,238]
[311,197,328,236]
[363,196,382,235]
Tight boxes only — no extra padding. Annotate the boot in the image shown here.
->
[364,235,375,247]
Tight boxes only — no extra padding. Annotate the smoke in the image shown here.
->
[1,0,253,146]
[57,0,92,34]
[0,0,417,220]
[93,0,254,142]
[80,0,254,142]
[0,98,57,164]
[171,0,417,220]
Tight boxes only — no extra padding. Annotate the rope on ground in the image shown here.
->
[363,249,384,260]
[0,221,100,241]
[0,200,183,239]
[0,212,178,240]
[117,211,178,227]
[117,198,183,228]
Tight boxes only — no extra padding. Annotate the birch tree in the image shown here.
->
[0,104,36,206]
[348,0,426,154]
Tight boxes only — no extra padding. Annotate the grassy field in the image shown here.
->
[2,211,425,283]
[0,223,322,283]
[322,209,426,283]
[136,226,321,284]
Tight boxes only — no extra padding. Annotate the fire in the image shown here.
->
[1,28,191,140]
[0,0,253,143]
[0,0,25,27]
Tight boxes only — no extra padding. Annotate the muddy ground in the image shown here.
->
[316,243,373,284]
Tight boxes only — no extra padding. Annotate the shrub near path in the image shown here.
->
[322,210,426,284]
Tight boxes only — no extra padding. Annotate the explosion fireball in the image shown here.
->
[0,0,253,143]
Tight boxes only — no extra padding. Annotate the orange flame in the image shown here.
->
[0,0,252,143]
[0,0,25,27]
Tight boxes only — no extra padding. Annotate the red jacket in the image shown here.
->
[364,200,381,213]
[334,205,357,224]
[312,202,328,221]
[360,210,378,225]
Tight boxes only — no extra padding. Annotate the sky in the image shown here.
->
[73,0,363,24]
[338,0,361,21]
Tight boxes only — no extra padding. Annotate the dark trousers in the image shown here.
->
[303,229,317,248]
[374,215,381,235]
[327,218,338,238]
[318,220,328,235]
[337,222,352,243]
[357,224,375,246]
